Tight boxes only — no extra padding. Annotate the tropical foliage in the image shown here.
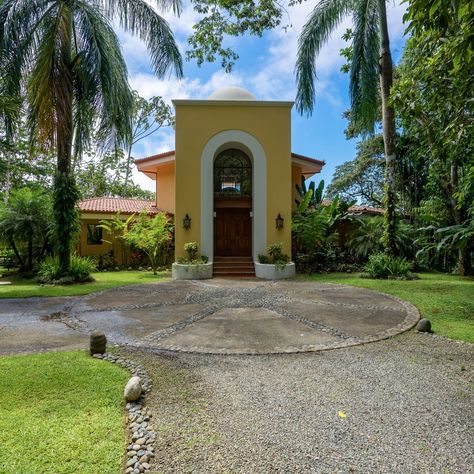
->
[177,242,208,265]
[391,0,474,275]
[38,254,97,284]
[0,188,53,271]
[292,180,356,273]
[362,252,414,280]
[122,212,173,275]
[0,0,182,277]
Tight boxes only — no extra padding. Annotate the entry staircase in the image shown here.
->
[213,256,255,277]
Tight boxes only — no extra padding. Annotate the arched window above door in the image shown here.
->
[214,149,252,198]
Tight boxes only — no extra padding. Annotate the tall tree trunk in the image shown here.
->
[3,151,12,203]
[123,142,134,194]
[378,0,398,256]
[9,238,24,269]
[448,161,471,275]
[27,236,33,271]
[54,8,76,276]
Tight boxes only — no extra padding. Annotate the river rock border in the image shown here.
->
[92,352,156,474]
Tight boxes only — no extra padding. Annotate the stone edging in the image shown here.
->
[92,352,156,474]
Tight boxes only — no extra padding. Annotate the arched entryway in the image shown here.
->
[200,130,267,263]
[213,149,252,257]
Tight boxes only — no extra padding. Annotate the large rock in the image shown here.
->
[416,318,433,333]
[89,330,107,354]
[124,376,142,402]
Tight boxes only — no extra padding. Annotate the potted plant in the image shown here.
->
[255,243,295,279]
[171,242,213,279]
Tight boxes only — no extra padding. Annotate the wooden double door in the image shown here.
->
[214,207,252,256]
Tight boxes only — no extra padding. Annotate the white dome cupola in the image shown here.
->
[208,86,256,101]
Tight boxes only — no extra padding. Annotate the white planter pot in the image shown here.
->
[254,262,296,280]
[172,262,213,280]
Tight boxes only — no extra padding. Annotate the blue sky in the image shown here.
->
[121,1,408,192]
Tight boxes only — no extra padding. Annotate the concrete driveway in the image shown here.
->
[0,279,418,355]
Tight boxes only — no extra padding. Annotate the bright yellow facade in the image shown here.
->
[135,87,324,263]
[174,100,292,258]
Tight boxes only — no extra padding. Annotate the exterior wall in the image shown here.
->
[174,102,292,260]
[78,215,125,265]
[155,163,175,213]
[291,163,303,211]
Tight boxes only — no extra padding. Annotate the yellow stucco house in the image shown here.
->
[134,86,324,278]
[77,87,325,277]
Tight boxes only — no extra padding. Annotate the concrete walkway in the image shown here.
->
[0,279,418,355]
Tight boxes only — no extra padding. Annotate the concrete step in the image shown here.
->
[213,256,255,277]
[213,263,255,269]
[213,272,256,277]
[214,257,253,262]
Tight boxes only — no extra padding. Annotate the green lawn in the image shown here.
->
[0,270,169,298]
[0,351,129,474]
[301,272,474,343]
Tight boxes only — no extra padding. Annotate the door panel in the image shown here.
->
[214,208,252,256]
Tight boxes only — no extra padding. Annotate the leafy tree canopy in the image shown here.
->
[327,135,385,206]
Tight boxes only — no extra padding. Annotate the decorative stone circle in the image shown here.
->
[74,280,420,356]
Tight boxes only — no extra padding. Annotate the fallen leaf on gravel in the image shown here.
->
[338,411,347,418]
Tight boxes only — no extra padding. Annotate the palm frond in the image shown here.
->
[91,0,183,77]
[73,1,134,153]
[295,0,351,115]
[0,0,53,99]
[27,2,65,147]
[350,0,379,133]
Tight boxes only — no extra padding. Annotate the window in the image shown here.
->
[214,149,252,198]
[87,224,103,245]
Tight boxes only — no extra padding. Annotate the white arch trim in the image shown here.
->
[200,130,267,262]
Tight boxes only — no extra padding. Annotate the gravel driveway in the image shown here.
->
[121,332,473,474]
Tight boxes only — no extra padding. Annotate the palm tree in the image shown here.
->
[296,0,398,255]
[0,188,52,270]
[0,0,183,275]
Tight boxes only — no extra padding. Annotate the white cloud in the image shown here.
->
[129,69,244,102]
[120,0,408,191]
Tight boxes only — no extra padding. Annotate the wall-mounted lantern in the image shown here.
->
[276,213,284,230]
[183,214,191,230]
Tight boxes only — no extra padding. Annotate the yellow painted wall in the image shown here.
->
[78,216,125,264]
[156,163,175,213]
[291,164,303,211]
[174,102,292,258]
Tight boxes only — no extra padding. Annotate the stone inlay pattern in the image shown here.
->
[65,279,420,355]
[92,352,156,474]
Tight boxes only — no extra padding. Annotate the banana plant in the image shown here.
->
[295,178,325,210]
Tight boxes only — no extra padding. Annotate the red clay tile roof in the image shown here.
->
[134,150,175,164]
[348,205,383,215]
[322,199,383,215]
[78,197,162,215]
[135,150,325,166]
[291,152,325,166]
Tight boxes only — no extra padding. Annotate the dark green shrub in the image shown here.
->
[38,255,96,284]
[267,243,284,261]
[259,244,290,268]
[362,253,416,280]
[177,243,208,265]
[184,242,199,261]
